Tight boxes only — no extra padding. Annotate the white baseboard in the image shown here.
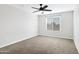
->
[38,34,73,39]
[0,35,38,48]
[74,39,79,53]
[0,34,73,49]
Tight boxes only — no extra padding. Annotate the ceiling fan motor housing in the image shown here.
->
[32,4,52,13]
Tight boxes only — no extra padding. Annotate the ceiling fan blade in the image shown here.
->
[42,5,48,9]
[32,7,39,9]
[32,11,39,13]
[44,9,52,11]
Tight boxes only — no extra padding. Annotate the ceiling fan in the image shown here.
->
[32,4,52,13]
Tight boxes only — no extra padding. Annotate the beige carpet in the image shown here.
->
[0,35,78,54]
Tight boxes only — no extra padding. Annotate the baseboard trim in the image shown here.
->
[73,39,79,53]
[0,35,38,48]
[38,34,73,40]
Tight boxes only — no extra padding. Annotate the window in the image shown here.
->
[47,15,61,31]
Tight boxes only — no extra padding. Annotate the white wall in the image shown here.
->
[73,5,79,53]
[0,4,38,48]
[38,11,73,39]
